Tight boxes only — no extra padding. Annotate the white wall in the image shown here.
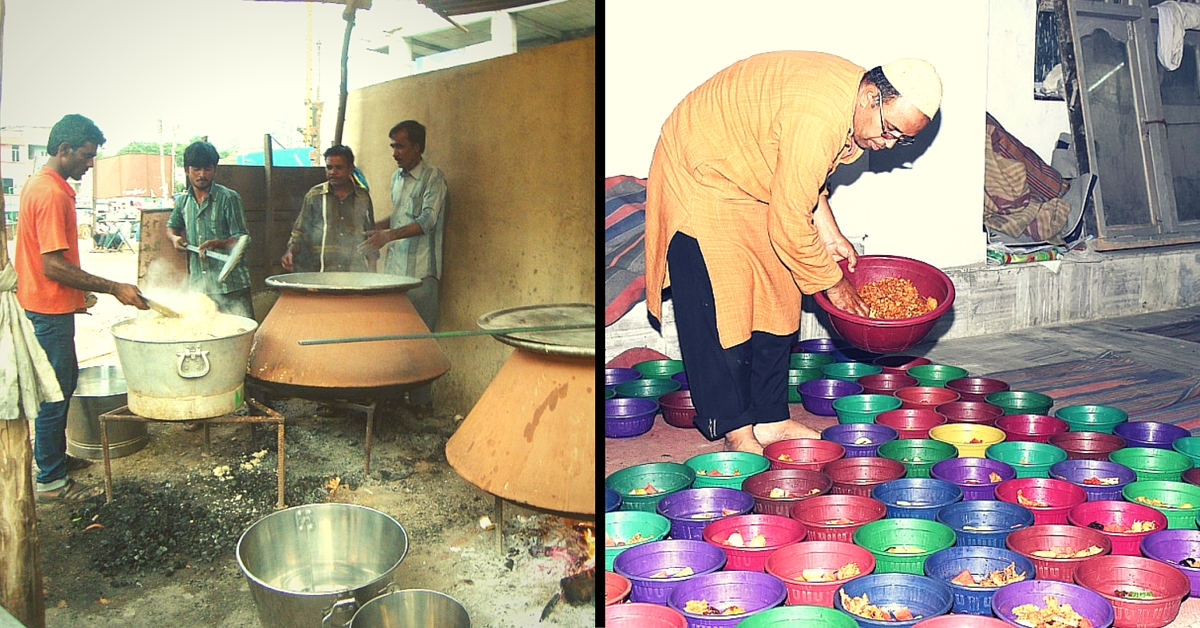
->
[605,0,990,269]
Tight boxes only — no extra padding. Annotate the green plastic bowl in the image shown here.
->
[832,393,904,425]
[733,605,858,627]
[788,368,825,403]
[605,462,696,512]
[790,352,835,370]
[603,510,670,571]
[613,378,682,400]
[852,518,956,574]
[985,441,1068,478]
[877,438,958,478]
[906,364,969,388]
[605,388,615,400]
[1121,480,1200,529]
[685,451,771,489]
[631,359,685,380]
[1173,436,1200,467]
[1109,447,1193,482]
[1055,404,1129,434]
[821,362,883,383]
[985,390,1054,416]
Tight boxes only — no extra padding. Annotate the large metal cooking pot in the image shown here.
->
[248,272,450,398]
[66,365,148,459]
[349,589,470,628]
[237,504,409,628]
[111,315,258,420]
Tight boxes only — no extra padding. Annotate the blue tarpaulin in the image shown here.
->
[237,147,319,167]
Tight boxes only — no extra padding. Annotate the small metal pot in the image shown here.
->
[66,365,147,459]
[349,589,470,628]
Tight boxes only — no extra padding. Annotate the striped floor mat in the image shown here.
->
[1134,318,1200,344]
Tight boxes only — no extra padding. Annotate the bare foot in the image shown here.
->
[753,419,820,447]
[723,425,764,455]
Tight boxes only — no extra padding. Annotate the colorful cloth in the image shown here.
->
[167,183,252,295]
[382,159,447,280]
[605,175,647,326]
[983,113,1070,242]
[14,167,84,314]
[287,181,375,273]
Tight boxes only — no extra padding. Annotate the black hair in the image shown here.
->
[862,66,901,105]
[388,120,426,153]
[183,141,220,169]
[324,144,354,165]
[47,114,105,155]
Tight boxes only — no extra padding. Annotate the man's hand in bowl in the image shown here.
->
[824,277,870,317]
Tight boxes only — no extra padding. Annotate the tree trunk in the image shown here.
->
[0,412,45,628]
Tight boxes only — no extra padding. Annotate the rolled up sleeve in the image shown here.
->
[411,175,447,236]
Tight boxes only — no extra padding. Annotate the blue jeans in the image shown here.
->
[25,311,77,488]
[406,277,440,407]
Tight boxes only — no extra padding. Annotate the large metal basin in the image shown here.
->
[237,504,409,628]
[111,315,258,420]
[67,365,148,459]
[349,589,470,628]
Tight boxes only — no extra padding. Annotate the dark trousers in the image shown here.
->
[665,233,792,441]
[25,311,77,487]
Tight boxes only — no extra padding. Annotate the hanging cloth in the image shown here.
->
[0,263,63,420]
[1156,1,1200,70]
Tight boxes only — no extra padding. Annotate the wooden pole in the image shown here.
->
[333,0,358,146]
[263,134,275,277]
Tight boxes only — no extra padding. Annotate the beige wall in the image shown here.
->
[341,36,595,413]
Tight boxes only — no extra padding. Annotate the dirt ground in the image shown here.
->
[17,243,595,627]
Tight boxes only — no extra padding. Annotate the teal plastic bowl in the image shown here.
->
[985,441,1068,479]
[1055,404,1129,434]
[1173,436,1200,467]
[906,364,969,388]
[632,359,685,380]
[1122,480,1200,529]
[788,368,825,402]
[1109,447,1193,482]
[790,352,836,370]
[985,391,1054,416]
[685,451,771,490]
[605,462,696,512]
[614,378,681,400]
[604,511,671,571]
[832,394,904,425]
[821,362,884,383]
[878,439,959,479]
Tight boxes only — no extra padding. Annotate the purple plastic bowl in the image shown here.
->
[1048,459,1137,501]
[613,539,728,604]
[655,487,755,540]
[1141,528,1200,596]
[671,370,690,390]
[944,377,1010,403]
[821,423,899,457]
[990,580,1114,628]
[872,354,932,375]
[667,570,788,627]
[605,397,660,438]
[798,379,864,416]
[797,338,847,355]
[930,457,1017,500]
[606,367,642,387]
[1113,421,1191,450]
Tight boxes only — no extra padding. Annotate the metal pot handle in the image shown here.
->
[321,596,359,628]
[175,346,211,379]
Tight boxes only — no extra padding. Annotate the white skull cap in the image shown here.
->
[881,58,942,119]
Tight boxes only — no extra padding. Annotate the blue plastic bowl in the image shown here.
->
[871,478,963,521]
[935,500,1035,548]
[606,487,622,513]
[605,397,660,438]
[798,379,864,417]
[1113,420,1190,450]
[1047,459,1137,501]
[923,546,1036,615]
[654,487,755,540]
[613,538,727,605]
[833,573,954,628]
[821,423,899,458]
[667,570,788,627]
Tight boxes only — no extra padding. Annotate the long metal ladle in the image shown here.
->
[297,323,593,346]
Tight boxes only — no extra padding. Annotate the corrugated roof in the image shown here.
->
[416,0,548,16]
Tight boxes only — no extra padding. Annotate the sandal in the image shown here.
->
[36,478,103,504]
[66,455,93,472]
[181,422,203,432]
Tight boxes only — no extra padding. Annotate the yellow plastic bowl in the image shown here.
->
[928,424,1006,458]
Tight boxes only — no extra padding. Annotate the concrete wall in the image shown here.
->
[94,153,172,200]
[341,36,595,413]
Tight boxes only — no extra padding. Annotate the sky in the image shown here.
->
[1,0,451,156]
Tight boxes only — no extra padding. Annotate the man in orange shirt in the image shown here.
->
[14,114,148,502]
[645,53,942,453]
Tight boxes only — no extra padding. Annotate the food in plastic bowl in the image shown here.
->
[812,256,955,353]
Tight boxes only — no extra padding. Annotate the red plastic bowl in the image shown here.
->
[995,414,1070,444]
[763,438,845,472]
[876,408,947,439]
[605,572,632,605]
[994,477,1087,525]
[657,390,696,429]
[944,377,1010,403]
[742,469,834,516]
[1006,523,1112,582]
[871,354,932,375]
[1067,499,1168,556]
[1073,554,1190,628]
[764,540,875,607]
[912,616,1012,628]
[701,513,806,571]
[856,372,918,396]
[1183,467,1200,488]
[822,457,907,497]
[1049,431,1127,461]
[936,401,1004,426]
[895,386,960,410]
[811,256,956,353]
[788,494,887,543]
[605,602,687,628]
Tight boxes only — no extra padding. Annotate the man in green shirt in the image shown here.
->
[281,144,376,273]
[165,141,254,319]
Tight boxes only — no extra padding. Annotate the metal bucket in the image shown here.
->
[349,590,470,628]
[110,315,257,420]
[66,365,147,459]
[236,504,409,628]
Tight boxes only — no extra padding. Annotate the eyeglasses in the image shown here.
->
[878,96,916,146]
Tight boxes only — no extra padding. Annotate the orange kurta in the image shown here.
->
[645,51,866,349]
